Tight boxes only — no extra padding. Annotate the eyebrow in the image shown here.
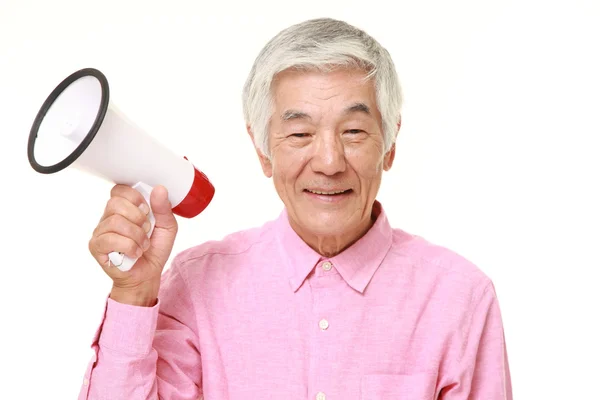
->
[281,109,311,121]
[280,102,372,122]
[344,102,371,116]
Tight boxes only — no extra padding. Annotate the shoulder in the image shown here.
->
[389,228,493,294]
[171,218,279,276]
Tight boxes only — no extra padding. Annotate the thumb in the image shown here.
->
[143,185,178,268]
[149,185,177,232]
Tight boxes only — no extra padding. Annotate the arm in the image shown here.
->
[440,282,513,400]
[78,261,202,400]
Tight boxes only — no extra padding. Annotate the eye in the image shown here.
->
[345,129,365,134]
[290,133,310,138]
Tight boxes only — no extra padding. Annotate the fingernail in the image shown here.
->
[136,247,143,257]
[143,239,151,250]
[139,203,149,215]
[143,221,151,232]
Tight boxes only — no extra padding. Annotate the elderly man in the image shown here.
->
[80,18,512,400]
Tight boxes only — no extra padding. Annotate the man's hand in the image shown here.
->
[88,184,178,306]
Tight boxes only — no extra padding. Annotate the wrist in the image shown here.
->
[110,283,159,307]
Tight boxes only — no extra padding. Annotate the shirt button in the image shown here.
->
[83,378,89,386]
[322,261,332,271]
[316,392,326,400]
[319,318,329,330]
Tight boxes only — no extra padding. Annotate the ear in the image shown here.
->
[383,119,400,171]
[383,142,396,171]
[247,125,273,178]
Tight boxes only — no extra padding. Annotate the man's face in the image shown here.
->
[251,68,396,254]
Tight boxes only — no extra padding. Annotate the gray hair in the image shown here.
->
[242,17,403,159]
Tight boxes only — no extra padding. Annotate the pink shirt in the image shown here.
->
[78,202,512,399]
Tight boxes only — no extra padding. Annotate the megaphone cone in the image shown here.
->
[27,67,215,271]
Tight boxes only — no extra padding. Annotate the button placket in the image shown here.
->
[308,261,338,399]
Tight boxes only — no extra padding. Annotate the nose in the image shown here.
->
[309,131,346,176]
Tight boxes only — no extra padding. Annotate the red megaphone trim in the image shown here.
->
[172,156,215,218]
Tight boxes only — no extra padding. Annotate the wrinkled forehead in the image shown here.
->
[270,67,380,119]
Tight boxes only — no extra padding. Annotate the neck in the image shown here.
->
[290,205,378,258]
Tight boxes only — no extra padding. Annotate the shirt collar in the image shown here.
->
[275,201,393,293]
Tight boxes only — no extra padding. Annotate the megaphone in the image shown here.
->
[27,67,215,272]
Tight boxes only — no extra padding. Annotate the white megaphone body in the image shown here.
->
[27,67,215,271]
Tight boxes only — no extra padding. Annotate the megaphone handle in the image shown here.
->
[108,182,156,272]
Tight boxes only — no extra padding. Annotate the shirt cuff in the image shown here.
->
[97,296,160,356]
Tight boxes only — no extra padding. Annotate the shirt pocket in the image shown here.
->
[360,372,437,400]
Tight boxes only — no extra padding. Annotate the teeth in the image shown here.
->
[307,189,347,195]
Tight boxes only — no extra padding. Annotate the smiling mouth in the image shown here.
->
[304,189,353,195]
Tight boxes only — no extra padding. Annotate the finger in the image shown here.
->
[94,214,150,253]
[149,186,177,232]
[99,196,150,228]
[110,184,150,214]
[91,231,144,262]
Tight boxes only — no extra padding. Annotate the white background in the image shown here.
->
[1,0,599,398]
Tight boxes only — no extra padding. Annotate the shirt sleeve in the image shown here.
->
[440,281,513,400]
[78,260,203,400]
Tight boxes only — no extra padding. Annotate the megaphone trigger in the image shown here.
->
[107,181,156,272]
